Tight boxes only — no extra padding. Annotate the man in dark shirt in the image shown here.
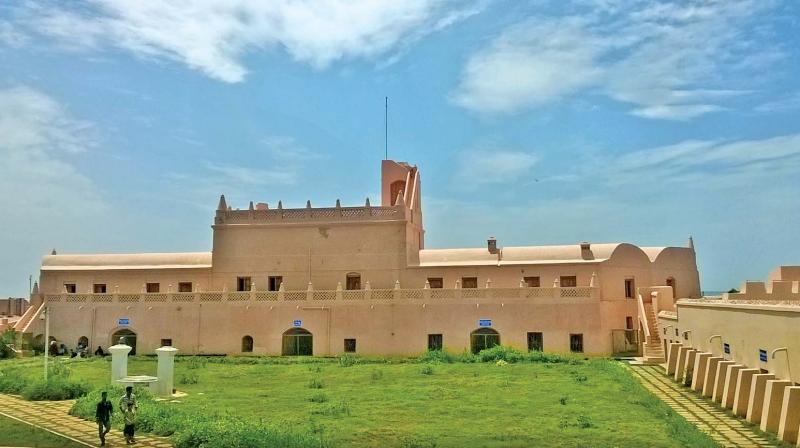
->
[95,391,113,446]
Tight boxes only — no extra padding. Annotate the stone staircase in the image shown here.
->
[642,303,666,364]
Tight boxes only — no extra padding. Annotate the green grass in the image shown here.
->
[0,414,85,448]
[1,353,719,447]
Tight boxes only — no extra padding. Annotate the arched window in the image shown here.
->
[282,328,313,356]
[470,328,500,354]
[242,335,254,353]
[111,329,137,355]
[78,336,89,348]
[346,272,361,290]
[390,180,405,204]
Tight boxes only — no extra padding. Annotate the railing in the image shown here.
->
[636,292,652,344]
[41,286,598,305]
[216,204,407,225]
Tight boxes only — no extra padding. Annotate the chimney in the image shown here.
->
[487,237,498,254]
[580,242,593,260]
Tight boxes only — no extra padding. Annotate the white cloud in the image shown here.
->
[262,136,323,163]
[0,86,105,295]
[454,0,781,120]
[454,149,538,185]
[204,161,297,186]
[754,92,800,113]
[14,0,484,83]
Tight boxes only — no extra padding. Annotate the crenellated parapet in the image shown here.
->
[214,195,410,226]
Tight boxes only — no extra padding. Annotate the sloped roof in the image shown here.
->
[418,243,623,267]
[41,252,212,271]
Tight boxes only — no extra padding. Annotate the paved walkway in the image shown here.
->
[627,364,776,448]
[0,394,172,448]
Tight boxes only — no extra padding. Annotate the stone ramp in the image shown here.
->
[627,364,776,447]
[0,394,172,448]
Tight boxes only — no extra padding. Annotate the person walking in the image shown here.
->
[119,386,137,444]
[95,391,113,446]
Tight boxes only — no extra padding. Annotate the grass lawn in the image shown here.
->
[1,354,717,447]
[0,414,85,448]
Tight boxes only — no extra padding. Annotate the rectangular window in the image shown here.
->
[570,334,584,353]
[178,282,193,293]
[624,279,635,299]
[346,274,361,290]
[625,316,634,329]
[527,332,543,352]
[146,283,160,293]
[524,276,540,287]
[461,277,478,288]
[237,277,252,292]
[427,277,443,289]
[64,283,76,294]
[344,339,356,353]
[560,276,577,287]
[93,283,107,294]
[160,339,172,347]
[428,334,443,351]
[268,276,283,291]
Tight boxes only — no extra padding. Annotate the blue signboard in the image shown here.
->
[759,349,768,362]
[478,319,492,327]
[293,320,302,327]
[723,343,730,354]
[118,318,130,326]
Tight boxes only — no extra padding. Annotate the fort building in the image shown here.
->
[14,160,701,357]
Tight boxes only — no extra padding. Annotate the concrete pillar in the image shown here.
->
[761,380,793,433]
[747,374,776,424]
[155,346,179,397]
[712,361,735,403]
[692,352,712,392]
[674,347,692,382]
[702,357,724,397]
[778,387,800,444]
[666,342,682,375]
[682,349,698,386]
[733,368,762,417]
[108,344,132,383]
[722,364,746,409]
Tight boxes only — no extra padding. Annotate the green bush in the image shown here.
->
[1,328,17,359]
[420,365,433,375]
[308,378,324,389]
[22,377,89,400]
[477,345,524,363]
[179,372,198,385]
[0,365,28,394]
[309,392,328,403]
[338,353,359,367]
[419,349,455,364]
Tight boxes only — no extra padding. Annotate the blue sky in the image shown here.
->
[0,0,798,296]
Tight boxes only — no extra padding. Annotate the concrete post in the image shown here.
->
[682,349,698,386]
[666,342,682,375]
[155,346,179,397]
[712,361,735,403]
[777,386,800,444]
[722,364,745,409]
[702,357,724,397]
[762,380,793,433]
[674,347,693,382]
[108,344,132,383]
[733,368,761,417]
[692,352,712,392]
[747,374,776,424]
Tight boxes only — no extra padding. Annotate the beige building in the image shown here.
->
[15,160,701,357]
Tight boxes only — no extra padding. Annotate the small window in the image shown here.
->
[237,277,252,292]
[524,277,540,288]
[560,276,577,287]
[242,335,253,353]
[428,334,443,351]
[346,273,361,290]
[624,279,635,299]
[268,276,283,292]
[570,334,584,353]
[683,331,689,341]
[160,339,172,347]
[527,332,543,351]
[178,282,193,292]
[666,277,676,295]
[427,278,443,289]
[344,339,356,353]
[64,283,76,294]
[675,328,679,337]
[462,277,478,288]
[93,283,107,294]
[625,316,634,330]
[146,283,160,293]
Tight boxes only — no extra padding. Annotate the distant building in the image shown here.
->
[0,297,28,317]
[18,160,700,356]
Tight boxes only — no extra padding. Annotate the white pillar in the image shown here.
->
[155,346,179,397]
[108,344,132,382]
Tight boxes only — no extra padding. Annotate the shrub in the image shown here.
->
[455,350,477,363]
[420,365,433,375]
[0,328,17,359]
[184,357,207,370]
[419,349,454,364]
[576,415,594,428]
[308,378,324,389]
[22,377,89,401]
[338,353,358,367]
[399,435,438,448]
[477,345,524,363]
[0,366,27,394]
[179,373,199,385]
[559,396,568,405]
[309,392,328,403]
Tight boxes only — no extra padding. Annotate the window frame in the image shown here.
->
[64,283,77,294]
[237,276,252,292]
[343,338,357,353]
[560,276,577,287]
[93,283,107,294]
[461,277,478,289]
[569,333,584,353]
[178,282,193,293]
[427,334,443,351]
[160,338,172,347]
[624,278,635,299]
[345,273,361,290]
[268,276,283,292]
[146,282,160,293]
[527,332,543,352]
[523,276,540,288]
[427,277,443,289]
[241,335,254,353]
